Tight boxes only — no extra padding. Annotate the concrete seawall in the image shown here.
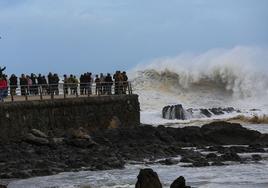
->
[0,94,140,142]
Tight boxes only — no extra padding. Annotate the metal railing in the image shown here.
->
[5,81,133,102]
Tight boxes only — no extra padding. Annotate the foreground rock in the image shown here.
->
[0,121,267,179]
[135,169,191,188]
[171,176,191,188]
[135,169,162,188]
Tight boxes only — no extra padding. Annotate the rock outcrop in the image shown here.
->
[170,176,191,188]
[162,105,237,120]
[162,104,186,120]
[135,169,191,188]
[135,169,162,188]
[0,121,267,179]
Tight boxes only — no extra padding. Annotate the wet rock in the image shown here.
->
[170,176,191,188]
[162,104,186,120]
[211,161,225,166]
[159,158,179,165]
[30,129,48,138]
[24,133,49,145]
[252,154,262,161]
[209,108,224,115]
[220,152,241,162]
[200,109,212,117]
[135,168,162,188]
[192,158,209,167]
[65,138,96,148]
[201,121,261,145]
[206,153,218,160]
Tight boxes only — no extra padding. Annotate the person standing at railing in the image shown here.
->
[47,72,53,95]
[37,74,48,95]
[122,71,128,94]
[105,73,113,95]
[85,72,93,95]
[9,74,18,96]
[26,75,32,95]
[95,75,101,95]
[30,73,38,95]
[80,73,86,95]
[113,71,120,95]
[67,74,78,95]
[63,74,69,95]
[0,75,8,102]
[100,73,105,95]
[53,74,60,95]
[19,74,27,96]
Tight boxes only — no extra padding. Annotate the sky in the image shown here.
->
[0,0,268,75]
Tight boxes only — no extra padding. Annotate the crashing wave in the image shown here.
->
[130,46,268,111]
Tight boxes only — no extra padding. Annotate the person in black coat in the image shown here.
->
[9,74,18,95]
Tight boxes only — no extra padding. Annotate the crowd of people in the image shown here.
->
[0,67,130,102]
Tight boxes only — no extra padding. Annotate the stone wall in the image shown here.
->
[0,95,140,142]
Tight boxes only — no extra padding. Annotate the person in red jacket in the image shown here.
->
[0,76,8,102]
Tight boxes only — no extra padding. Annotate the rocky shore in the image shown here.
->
[0,121,268,182]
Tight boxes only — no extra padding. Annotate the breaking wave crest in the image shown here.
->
[130,46,268,110]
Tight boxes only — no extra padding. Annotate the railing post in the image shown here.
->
[40,85,43,100]
[11,90,14,102]
[129,82,132,94]
[25,89,28,101]
[50,84,54,100]
[76,85,79,98]
[64,84,66,99]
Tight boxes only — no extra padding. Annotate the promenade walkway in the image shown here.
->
[2,82,133,103]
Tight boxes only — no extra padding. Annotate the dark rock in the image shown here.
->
[162,104,186,120]
[135,168,162,188]
[65,138,96,148]
[170,176,191,188]
[201,121,261,145]
[209,108,224,115]
[192,158,209,167]
[159,158,179,165]
[220,152,241,162]
[24,133,49,145]
[30,129,48,138]
[222,107,235,113]
[252,154,262,161]
[200,109,212,117]
[211,161,225,166]
[207,146,226,153]
[206,153,218,160]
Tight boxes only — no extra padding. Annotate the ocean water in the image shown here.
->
[8,146,268,188]
[8,47,268,187]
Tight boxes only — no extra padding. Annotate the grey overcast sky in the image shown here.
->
[0,0,267,75]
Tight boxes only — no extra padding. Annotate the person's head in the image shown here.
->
[95,75,99,78]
